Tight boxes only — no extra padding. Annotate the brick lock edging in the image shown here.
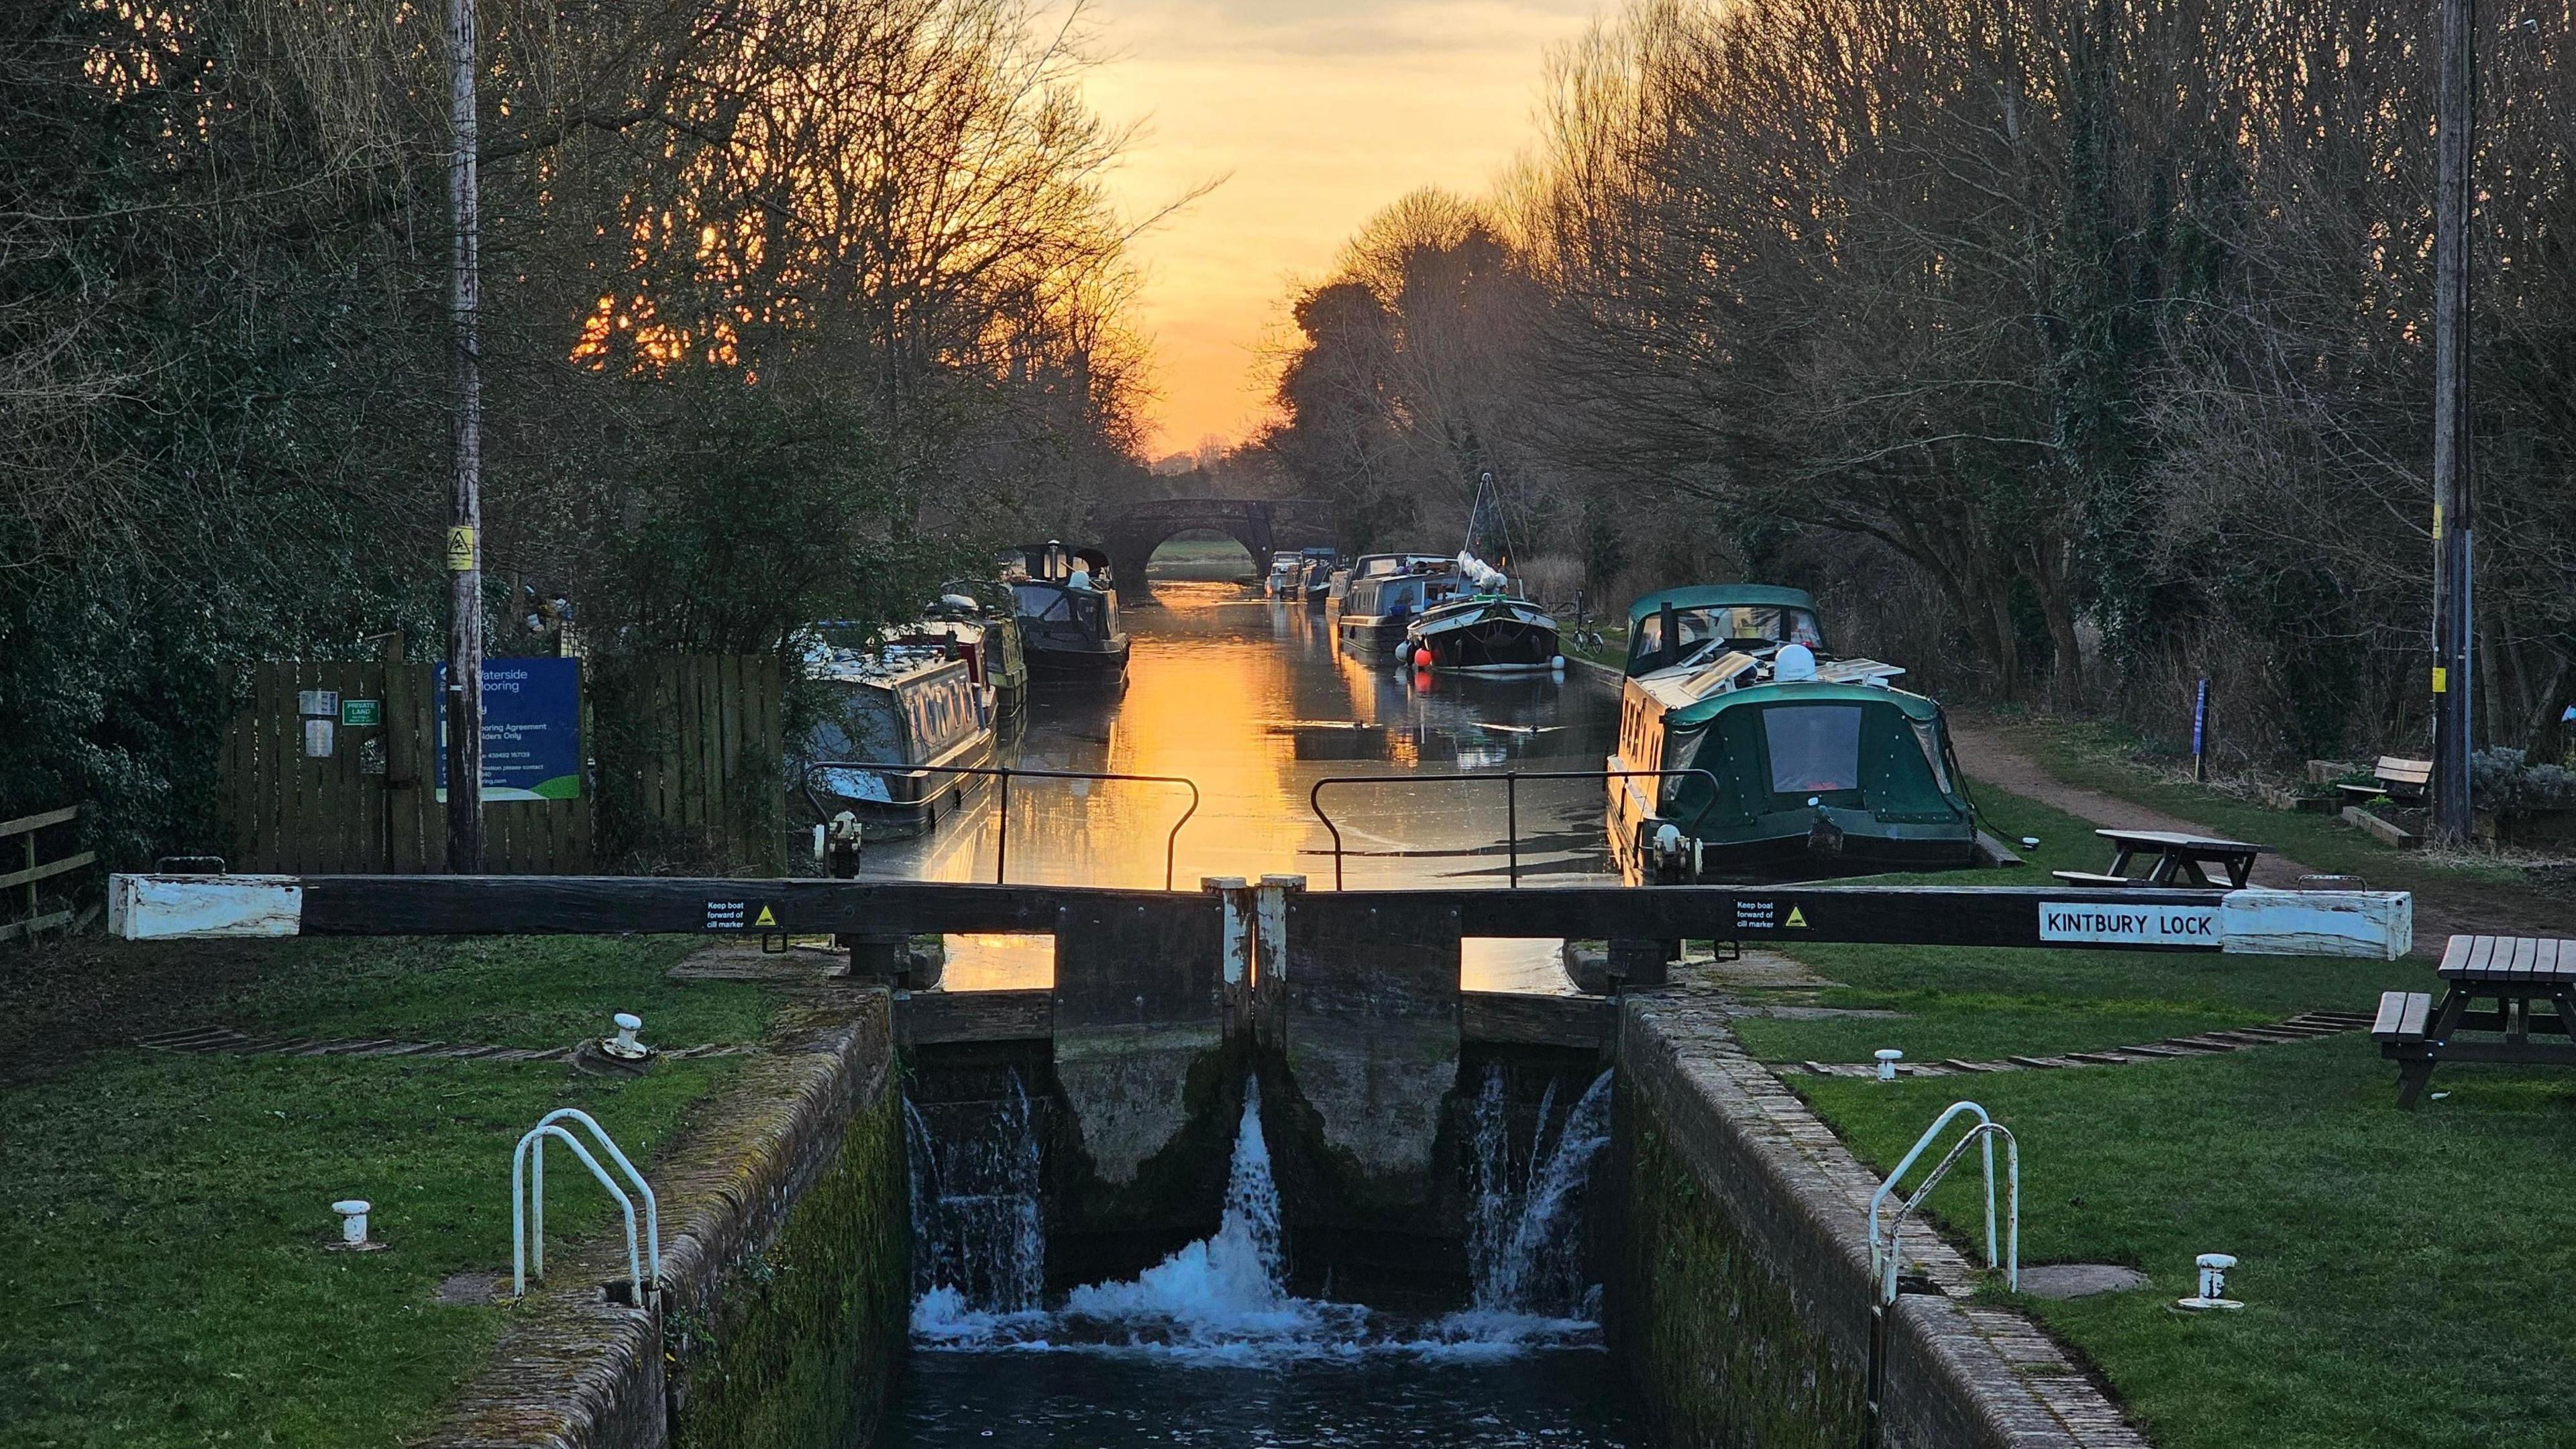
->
[1619,991,2149,1449]
[417,988,896,1449]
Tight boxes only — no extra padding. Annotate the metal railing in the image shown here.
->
[802,761,1200,891]
[512,1108,659,1303]
[1864,1100,2019,1436]
[1307,767,1719,889]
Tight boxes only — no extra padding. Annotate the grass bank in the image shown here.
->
[1805,1044,2576,1449]
[1766,759,2571,1448]
[0,935,769,1449]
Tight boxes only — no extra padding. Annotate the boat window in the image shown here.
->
[1911,718,1954,794]
[1687,604,1824,648]
[1014,583,1069,621]
[806,685,903,763]
[1762,705,1864,794]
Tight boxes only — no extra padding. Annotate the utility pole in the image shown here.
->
[444,0,485,871]
[2429,0,2477,843]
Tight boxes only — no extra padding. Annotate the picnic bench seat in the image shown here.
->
[2337,755,2432,805]
[2370,990,2432,1042]
[2379,935,2576,1107]
[2049,869,2133,887]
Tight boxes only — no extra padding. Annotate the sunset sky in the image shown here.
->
[1073,0,1605,455]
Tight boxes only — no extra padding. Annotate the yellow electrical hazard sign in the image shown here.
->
[754,904,777,927]
[445,526,477,572]
[1785,906,1808,928]
[2432,667,2449,694]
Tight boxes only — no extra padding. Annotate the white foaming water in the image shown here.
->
[1471,1067,1615,1316]
[912,1075,1607,1362]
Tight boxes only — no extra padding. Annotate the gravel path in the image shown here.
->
[1947,723,2328,888]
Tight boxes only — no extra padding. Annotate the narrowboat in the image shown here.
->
[1295,547,1340,606]
[1008,540,1129,679]
[1265,551,1302,598]
[1623,584,1825,676]
[1605,640,1978,883]
[801,642,996,839]
[889,592,1027,718]
[1402,553,1562,674]
[1336,554,1461,653]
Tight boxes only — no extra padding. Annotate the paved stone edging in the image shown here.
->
[417,987,894,1449]
[1782,1008,2374,1079]
[1621,977,2149,1448]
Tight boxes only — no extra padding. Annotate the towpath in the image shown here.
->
[1946,723,2328,887]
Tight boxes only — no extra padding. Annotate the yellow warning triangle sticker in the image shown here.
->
[754,904,777,926]
[1785,906,1808,928]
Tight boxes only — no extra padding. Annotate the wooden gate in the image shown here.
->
[224,655,782,874]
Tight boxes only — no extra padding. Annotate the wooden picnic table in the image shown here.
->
[2049,828,2266,890]
[2373,934,2576,1108]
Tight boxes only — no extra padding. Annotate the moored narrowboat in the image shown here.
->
[1402,554,1562,674]
[890,594,1026,719]
[1606,641,1977,883]
[1265,551,1301,598]
[1623,584,1825,676]
[1336,554,1460,653]
[1295,547,1340,606]
[802,643,996,838]
[1008,540,1130,678]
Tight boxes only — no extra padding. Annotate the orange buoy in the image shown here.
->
[1413,646,1433,669]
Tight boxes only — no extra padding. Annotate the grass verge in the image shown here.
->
[1762,759,2569,1447]
[1801,1040,2576,1449]
[0,934,769,1449]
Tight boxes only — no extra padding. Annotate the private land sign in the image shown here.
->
[2038,900,2221,947]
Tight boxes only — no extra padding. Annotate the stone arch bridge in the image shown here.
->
[1102,497,1336,600]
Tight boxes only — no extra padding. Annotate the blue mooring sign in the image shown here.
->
[435,657,582,801]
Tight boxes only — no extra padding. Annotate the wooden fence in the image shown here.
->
[590,653,788,873]
[225,655,782,874]
[1,804,92,943]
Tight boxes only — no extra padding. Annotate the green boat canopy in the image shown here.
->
[1625,584,1818,626]
[1657,682,1967,835]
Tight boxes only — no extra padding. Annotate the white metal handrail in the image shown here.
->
[511,1112,657,1303]
[1868,1100,2019,1300]
[531,1108,659,1287]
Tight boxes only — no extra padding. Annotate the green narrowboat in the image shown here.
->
[1606,643,1978,883]
[1623,584,1825,676]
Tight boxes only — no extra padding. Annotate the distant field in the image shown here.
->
[1146,534,1257,581]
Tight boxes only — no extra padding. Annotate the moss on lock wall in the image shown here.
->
[668,1077,910,1449]
[1618,1086,1870,1449]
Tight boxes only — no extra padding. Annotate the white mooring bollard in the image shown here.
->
[604,1012,648,1061]
[1875,1049,1904,1081]
[2176,1252,2243,1311]
[333,1199,374,1248]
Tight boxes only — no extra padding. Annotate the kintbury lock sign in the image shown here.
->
[2037,902,2220,946]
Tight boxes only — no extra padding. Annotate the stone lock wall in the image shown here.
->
[420,988,911,1449]
[1613,985,2149,1449]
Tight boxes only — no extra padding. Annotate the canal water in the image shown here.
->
[872,557,1636,1446]
[885,1077,1633,1448]
[866,571,1622,994]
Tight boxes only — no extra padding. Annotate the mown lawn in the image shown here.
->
[1765,759,2572,1448]
[0,936,766,1449]
[1804,1039,2576,1449]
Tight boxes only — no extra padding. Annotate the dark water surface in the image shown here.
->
[884,1348,1633,1447]
[863,576,1621,991]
